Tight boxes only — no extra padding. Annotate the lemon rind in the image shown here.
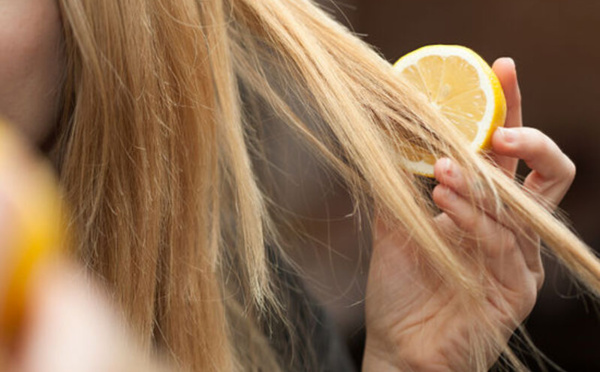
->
[393,45,507,177]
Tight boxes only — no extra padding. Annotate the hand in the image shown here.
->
[363,58,576,371]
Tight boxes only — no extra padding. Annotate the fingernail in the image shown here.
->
[439,158,453,177]
[505,57,516,69]
[498,127,517,143]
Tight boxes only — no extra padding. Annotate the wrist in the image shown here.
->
[363,335,404,372]
[362,334,454,372]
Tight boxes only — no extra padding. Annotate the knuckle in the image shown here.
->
[498,231,518,254]
[528,130,552,155]
[521,284,538,315]
[565,159,576,183]
[511,276,539,318]
[536,268,546,292]
[460,212,480,232]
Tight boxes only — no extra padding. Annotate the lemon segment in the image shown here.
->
[393,45,507,177]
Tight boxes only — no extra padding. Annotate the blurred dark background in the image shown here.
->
[279,1,600,371]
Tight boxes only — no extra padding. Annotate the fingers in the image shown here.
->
[492,58,523,131]
[492,127,576,209]
[491,58,523,176]
[434,158,544,289]
[432,185,542,294]
[434,158,509,225]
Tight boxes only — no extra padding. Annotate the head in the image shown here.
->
[2,0,237,369]
[0,0,64,144]
[1,1,596,372]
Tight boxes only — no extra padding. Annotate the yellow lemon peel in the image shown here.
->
[393,45,507,177]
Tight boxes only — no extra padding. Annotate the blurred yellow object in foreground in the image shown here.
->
[393,45,507,177]
[0,120,67,344]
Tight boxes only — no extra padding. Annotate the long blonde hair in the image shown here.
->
[53,0,600,371]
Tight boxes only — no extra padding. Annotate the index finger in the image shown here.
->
[492,127,576,209]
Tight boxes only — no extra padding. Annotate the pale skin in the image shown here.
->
[0,1,576,371]
[0,0,64,144]
[363,58,575,371]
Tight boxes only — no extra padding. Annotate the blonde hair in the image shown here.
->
[53,0,600,371]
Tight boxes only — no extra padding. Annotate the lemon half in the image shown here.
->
[393,45,507,177]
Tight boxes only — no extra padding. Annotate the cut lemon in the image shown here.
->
[393,45,507,177]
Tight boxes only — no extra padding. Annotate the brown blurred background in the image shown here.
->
[279,0,600,371]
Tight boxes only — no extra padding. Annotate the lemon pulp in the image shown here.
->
[393,45,507,177]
